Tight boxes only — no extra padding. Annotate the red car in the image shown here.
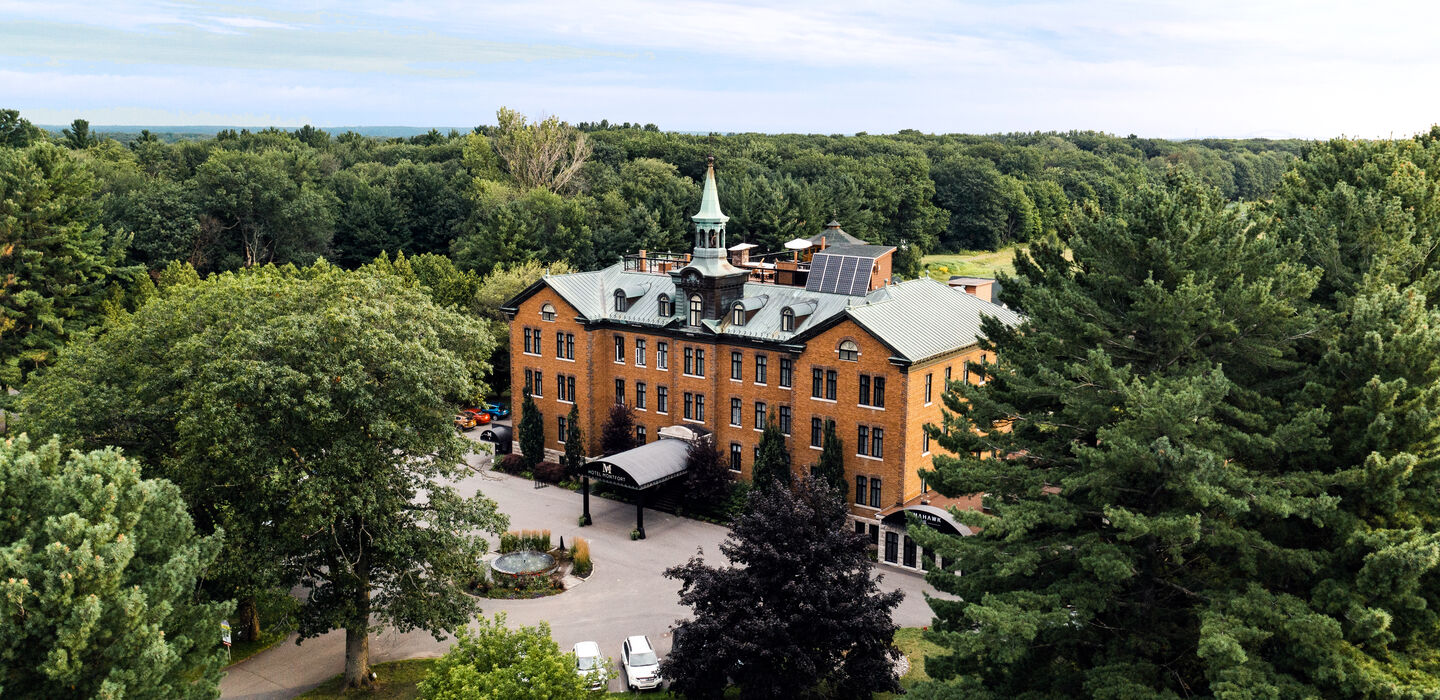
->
[461,408,492,425]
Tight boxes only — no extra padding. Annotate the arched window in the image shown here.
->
[614,289,628,313]
[780,308,795,332]
[732,303,746,326]
[658,294,672,317]
[838,340,860,361]
[689,294,703,326]
[540,303,556,322]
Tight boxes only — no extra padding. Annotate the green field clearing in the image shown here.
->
[923,245,1026,281]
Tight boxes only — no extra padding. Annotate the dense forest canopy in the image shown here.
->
[3,108,1305,282]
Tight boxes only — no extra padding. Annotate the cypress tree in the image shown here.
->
[518,391,544,473]
[561,403,585,480]
[815,418,846,500]
[751,416,791,491]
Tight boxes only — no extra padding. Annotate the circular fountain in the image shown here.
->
[490,550,558,588]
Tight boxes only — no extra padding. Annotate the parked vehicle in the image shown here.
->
[453,413,477,430]
[621,635,661,691]
[480,402,510,420]
[572,641,606,690]
[461,408,492,425]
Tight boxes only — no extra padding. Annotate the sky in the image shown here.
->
[1,0,1435,138]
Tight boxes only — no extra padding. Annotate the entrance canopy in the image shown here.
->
[585,437,690,490]
[880,504,973,536]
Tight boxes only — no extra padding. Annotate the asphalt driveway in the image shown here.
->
[219,443,947,698]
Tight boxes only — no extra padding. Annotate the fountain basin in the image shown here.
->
[490,550,557,587]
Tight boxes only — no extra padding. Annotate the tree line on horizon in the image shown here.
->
[3,107,1302,284]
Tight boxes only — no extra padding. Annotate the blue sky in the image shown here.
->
[2,0,1434,138]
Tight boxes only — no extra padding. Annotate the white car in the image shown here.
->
[572,640,606,690]
[621,635,661,691]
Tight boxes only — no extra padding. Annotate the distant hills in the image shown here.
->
[37,125,459,139]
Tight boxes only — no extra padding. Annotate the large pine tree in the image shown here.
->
[913,171,1328,697]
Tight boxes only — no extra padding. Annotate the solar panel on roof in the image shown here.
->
[805,253,870,296]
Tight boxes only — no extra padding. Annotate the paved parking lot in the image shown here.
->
[220,440,947,698]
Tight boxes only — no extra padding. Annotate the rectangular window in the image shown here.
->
[565,333,575,360]
[658,342,669,369]
[567,376,575,401]
[754,402,767,430]
[636,425,646,444]
[683,392,693,420]
[615,336,625,363]
[857,426,869,456]
[555,331,563,356]
[870,477,882,508]
[922,432,930,454]
[636,382,647,410]
[755,355,768,384]
[695,349,706,377]
[874,377,885,408]
[963,363,970,383]
[657,386,669,414]
[730,398,742,426]
[812,368,823,398]
[945,366,952,382]
[534,373,543,397]
[696,394,705,422]
[779,358,793,388]
[615,378,625,405]
[903,535,917,568]
[524,328,533,354]
[685,348,694,375]
[524,369,533,394]
[884,532,898,563]
[778,406,791,435]
[855,521,866,535]
[636,339,647,366]
[925,373,933,404]
[855,475,867,505]
[868,524,879,545]
[558,415,567,443]
[731,351,742,380]
[826,370,837,400]
[557,373,567,402]
[533,329,543,356]
[859,375,870,406]
[872,428,884,459]
[730,443,742,472]
[811,417,823,447]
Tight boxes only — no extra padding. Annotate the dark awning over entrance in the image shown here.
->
[880,504,973,536]
[585,438,690,490]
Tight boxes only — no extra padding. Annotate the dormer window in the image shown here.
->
[732,302,746,326]
[540,303,556,322]
[614,289,628,313]
[689,294,703,326]
[838,340,860,362]
[659,294,673,317]
[781,308,795,332]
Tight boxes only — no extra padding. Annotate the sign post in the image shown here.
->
[220,620,232,653]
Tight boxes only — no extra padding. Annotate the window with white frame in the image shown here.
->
[838,340,859,361]
[540,303,556,321]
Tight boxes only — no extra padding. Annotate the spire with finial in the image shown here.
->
[692,155,728,226]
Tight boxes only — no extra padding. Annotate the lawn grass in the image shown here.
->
[298,658,437,699]
[923,244,1027,281]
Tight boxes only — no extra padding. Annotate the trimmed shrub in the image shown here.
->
[497,454,526,475]
[534,461,565,484]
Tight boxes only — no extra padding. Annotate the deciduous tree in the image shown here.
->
[599,403,635,457]
[491,107,592,194]
[19,263,508,690]
[663,478,902,699]
[418,614,611,700]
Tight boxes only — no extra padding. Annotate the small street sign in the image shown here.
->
[221,620,232,648]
